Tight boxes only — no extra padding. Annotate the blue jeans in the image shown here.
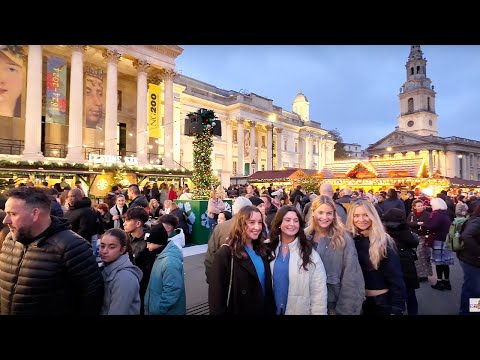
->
[208,216,217,236]
[459,260,480,315]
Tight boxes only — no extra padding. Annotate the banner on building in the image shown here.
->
[0,45,23,118]
[148,83,161,138]
[84,66,105,129]
[46,56,67,124]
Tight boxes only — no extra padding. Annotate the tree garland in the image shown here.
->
[192,129,219,199]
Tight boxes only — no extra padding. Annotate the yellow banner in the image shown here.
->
[148,83,161,138]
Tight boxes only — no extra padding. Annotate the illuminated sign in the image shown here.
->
[88,154,138,166]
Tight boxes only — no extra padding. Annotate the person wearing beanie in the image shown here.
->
[383,208,420,315]
[204,196,252,284]
[144,223,186,315]
[158,213,185,249]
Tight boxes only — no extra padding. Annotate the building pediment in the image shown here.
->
[367,130,436,151]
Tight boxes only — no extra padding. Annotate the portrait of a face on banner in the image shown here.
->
[84,66,105,129]
[0,45,23,118]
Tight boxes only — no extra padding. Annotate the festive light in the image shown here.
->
[191,109,220,199]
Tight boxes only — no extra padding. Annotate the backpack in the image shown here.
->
[445,217,468,252]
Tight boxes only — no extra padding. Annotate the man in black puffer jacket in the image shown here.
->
[0,186,104,314]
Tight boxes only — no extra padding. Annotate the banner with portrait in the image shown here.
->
[46,56,67,124]
[0,45,23,118]
[148,83,161,138]
[84,66,105,129]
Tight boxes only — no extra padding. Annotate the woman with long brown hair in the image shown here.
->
[268,205,327,315]
[208,205,275,315]
[305,196,364,315]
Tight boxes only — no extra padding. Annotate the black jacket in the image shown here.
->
[209,244,276,315]
[65,197,99,241]
[384,222,419,290]
[458,216,480,268]
[0,217,104,314]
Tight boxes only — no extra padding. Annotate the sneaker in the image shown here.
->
[442,280,452,290]
[431,282,445,291]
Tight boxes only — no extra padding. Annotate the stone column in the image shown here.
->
[225,120,233,173]
[305,136,311,169]
[103,50,121,157]
[162,69,175,168]
[267,124,273,171]
[23,45,44,160]
[436,150,441,171]
[428,150,434,174]
[276,127,283,169]
[133,59,150,165]
[237,118,244,175]
[249,120,256,166]
[462,154,467,179]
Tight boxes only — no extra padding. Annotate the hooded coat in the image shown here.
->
[101,253,143,315]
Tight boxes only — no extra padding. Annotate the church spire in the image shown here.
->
[397,45,438,136]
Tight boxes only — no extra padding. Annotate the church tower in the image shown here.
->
[397,45,438,136]
[292,90,310,122]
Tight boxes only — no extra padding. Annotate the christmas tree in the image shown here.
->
[190,109,220,199]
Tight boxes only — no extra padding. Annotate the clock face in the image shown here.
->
[429,120,433,126]
[96,178,109,191]
[407,120,414,127]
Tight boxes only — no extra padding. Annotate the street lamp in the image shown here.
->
[251,159,256,175]
[269,114,276,170]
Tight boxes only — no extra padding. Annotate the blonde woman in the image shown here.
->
[207,189,225,234]
[345,199,406,315]
[268,205,327,315]
[305,196,365,315]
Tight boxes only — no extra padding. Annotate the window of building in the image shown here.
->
[295,142,298,153]
[408,120,414,127]
[233,130,237,143]
[410,67,414,75]
[313,144,316,154]
[284,139,287,151]
[261,164,265,171]
[117,123,127,157]
[429,119,433,126]
[261,135,266,148]
[417,65,420,74]
[427,97,431,111]
[408,98,414,112]
[355,146,358,151]
[232,161,237,176]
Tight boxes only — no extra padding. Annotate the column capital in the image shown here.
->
[133,59,150,73]
[248,120,256,128]
[147,74,162,85]
[266,123,274,131]
[102,49,122,63]
[160,69,176,81]
[275,127,283,134]
[68,45,88,53]
[225,119,234,126]
[237,118,245,125]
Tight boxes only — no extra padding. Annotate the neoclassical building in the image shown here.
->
[367,45,480,181]
[0,45,335,192]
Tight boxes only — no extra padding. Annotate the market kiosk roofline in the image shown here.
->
[0,167,102,175]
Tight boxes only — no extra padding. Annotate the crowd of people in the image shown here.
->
[205,182,480,315]
[0,178,478,315]
[0,180,191,315]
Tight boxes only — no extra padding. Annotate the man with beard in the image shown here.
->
[0,186,103,314]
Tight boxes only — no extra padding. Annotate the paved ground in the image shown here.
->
[183,249,465,315]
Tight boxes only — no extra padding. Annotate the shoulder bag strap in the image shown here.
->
[221,243,233,307]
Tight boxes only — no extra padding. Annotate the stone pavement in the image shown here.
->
[182,245,466,315]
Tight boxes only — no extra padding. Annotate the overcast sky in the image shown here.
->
[176,45,480,149]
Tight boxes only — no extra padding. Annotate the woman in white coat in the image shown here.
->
[268,205,327,315]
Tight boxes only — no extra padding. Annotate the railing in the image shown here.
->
[43,142,67,158]
[0,138,24,155]
[83,147,105,160]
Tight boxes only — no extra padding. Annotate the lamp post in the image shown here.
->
[251,159,256,175]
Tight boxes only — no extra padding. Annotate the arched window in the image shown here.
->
[427,97,431,111]
[408,98,414,112]
[417,65,420,74]
[410,67,414,75]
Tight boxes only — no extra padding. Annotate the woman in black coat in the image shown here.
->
[209,205,276,315]
[383,208,420,315]
[407,199,432,280]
